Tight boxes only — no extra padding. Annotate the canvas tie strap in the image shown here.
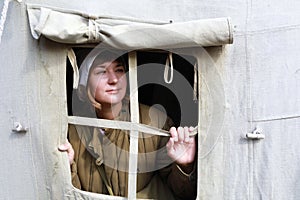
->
[67,48,80,89]
[68,116,198,137]
[127,51,139,199]
[164,52,174,84]
[193,62,198,101]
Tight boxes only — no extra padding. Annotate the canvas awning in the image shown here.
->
[27,4,233,49]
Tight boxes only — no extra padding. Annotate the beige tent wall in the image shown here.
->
[0,2,68,199]
[0,0,299,199]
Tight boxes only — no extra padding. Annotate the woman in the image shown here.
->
[59,50,197,199]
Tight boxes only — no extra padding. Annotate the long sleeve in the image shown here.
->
[167,163,197,199]
[70,161,82,190]
[157,130,197,200]
[68,125,82,190]
[148,110,197,199]
[157,140,197,200]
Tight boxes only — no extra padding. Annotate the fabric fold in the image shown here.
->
[27,4,233,48]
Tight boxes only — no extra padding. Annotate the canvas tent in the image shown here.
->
[0,0,299,200]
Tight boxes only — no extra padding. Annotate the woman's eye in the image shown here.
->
[116,63,125,71]
[116,68,125,73]
[95,70,105,75]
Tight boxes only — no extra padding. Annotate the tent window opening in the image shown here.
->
[66,47,198,199]
[26,5,233,199]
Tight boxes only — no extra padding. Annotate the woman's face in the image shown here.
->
[88,59,127,106]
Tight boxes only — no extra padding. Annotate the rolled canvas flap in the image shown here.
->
[27,5,233,49]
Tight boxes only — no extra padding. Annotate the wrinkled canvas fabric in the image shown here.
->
[1,1,297,200]
[26,4,233,48]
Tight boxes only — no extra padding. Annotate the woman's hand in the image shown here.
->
[58,140,75,165]
[166,127,196,172]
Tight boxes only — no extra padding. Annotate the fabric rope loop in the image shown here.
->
[164,52,174,84]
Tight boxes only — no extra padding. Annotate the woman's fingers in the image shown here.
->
[58,140,74,165]
[177,127,184,143]
[169,127,178,142]
[170,126,193,143]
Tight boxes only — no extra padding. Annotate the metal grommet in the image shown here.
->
[12,122,28,133]
[246,127,265,140]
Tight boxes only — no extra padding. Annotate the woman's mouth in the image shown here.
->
[106,89,120,94]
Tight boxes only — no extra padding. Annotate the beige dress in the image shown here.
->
[69,101,196,199]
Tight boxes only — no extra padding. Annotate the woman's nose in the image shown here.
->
[107,72,118,84]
